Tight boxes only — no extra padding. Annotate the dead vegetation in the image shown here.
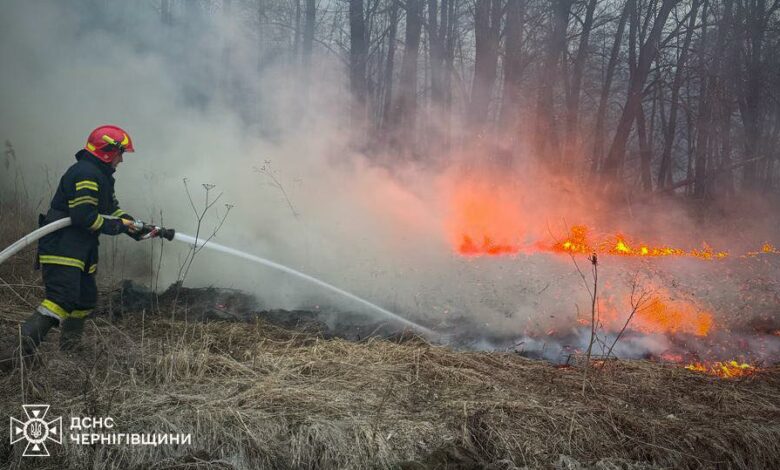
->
[0,305,779,469]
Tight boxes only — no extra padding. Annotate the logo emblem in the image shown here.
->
[9,404,62,457]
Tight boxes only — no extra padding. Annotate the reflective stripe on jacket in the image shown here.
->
[38,150,134,272]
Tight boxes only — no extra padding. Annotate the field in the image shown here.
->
[1,197,780,469]
[1,299,779,469]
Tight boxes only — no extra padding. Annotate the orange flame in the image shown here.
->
[685,361,757,378]
[446,180,777,259]
[447,181,526,256]
[553,225,592,254]
[553,226,729,260]
[459,235,520,256]
[597,294,714,337]
[634,297,713,337]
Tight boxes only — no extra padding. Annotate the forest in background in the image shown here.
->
[143,0,780,200]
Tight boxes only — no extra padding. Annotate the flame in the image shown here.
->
[745,243,780,257]
[659,352,684,363]
[459,235,520,256]
[553,226,730,260]
[634,297,713,336]
[611,236,632,255]
[447,181,526,256]
[598,294,714,337]
[445,180,778,258]
[685,361,757,378]
[553,225,592,254]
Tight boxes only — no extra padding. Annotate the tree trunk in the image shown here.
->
[349,0,369,132]
[602,0,679,180]
[381,0,400,131]
[637,103,653,191]
[389,0,423,154]
[534,0,572,164]
[716,0,735,195]
[657,0,699,189]
[302,0,315,69]
[564,0,598,164]
[499,0,527,143]
[442,0,458,152]
[161,0,173,26]
[294,0,302,59]
[468,0,503,136]
[738,0,770,189]
[257,0,269,72]
[428,0,445,107]
[591,0,630,175]
[693,0,710,198]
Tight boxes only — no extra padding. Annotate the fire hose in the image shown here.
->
[0,217,175,267]
[0,218,435,337]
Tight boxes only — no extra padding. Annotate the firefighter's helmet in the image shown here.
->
[84,125,134,163]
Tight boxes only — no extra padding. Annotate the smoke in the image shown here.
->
[1,1,778,359]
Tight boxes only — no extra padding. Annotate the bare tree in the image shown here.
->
[658,0,700,189]
[380,0,400,131]
[591,0,630,175]
[564,0,599,164]
[302,0,316,70]
[535,0,573,165]
[468,0,503,137]
[498,0,528,151]
[602,0,680,182]
[350,0,369,131]
[390,0,424,154]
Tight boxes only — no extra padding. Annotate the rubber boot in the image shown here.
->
[20,312,58,354]
[0,312,58,373]
[60,318,85,352]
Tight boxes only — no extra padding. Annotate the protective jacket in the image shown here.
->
[38,150,133,273]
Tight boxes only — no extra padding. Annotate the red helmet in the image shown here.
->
[84,125,134,163]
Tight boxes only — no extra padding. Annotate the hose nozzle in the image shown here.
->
[132,219,176,241]
[158,227,175,241]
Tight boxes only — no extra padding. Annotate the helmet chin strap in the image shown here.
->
[110,153,123,168]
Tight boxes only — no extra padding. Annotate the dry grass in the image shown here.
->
[0,310,778,469]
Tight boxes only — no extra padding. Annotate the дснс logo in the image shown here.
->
[9,404,62,457]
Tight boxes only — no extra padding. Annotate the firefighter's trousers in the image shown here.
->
[22,264,97,352]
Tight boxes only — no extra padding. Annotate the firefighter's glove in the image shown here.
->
[127,230,146,241]
[132,227,160,241]
[100,218,131,236]
[126,220,163,241]
[122,218,142,234]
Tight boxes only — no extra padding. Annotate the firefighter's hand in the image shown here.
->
[121,218,141,234]
[128,226,157,241]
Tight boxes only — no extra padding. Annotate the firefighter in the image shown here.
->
[11,125,144,361]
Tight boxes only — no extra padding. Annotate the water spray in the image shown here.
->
[0,218,436,337]
[173,233,435,336]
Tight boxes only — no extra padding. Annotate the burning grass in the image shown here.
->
[1,312,779,469]
[685,361,759,378]
[444,178,776,260]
